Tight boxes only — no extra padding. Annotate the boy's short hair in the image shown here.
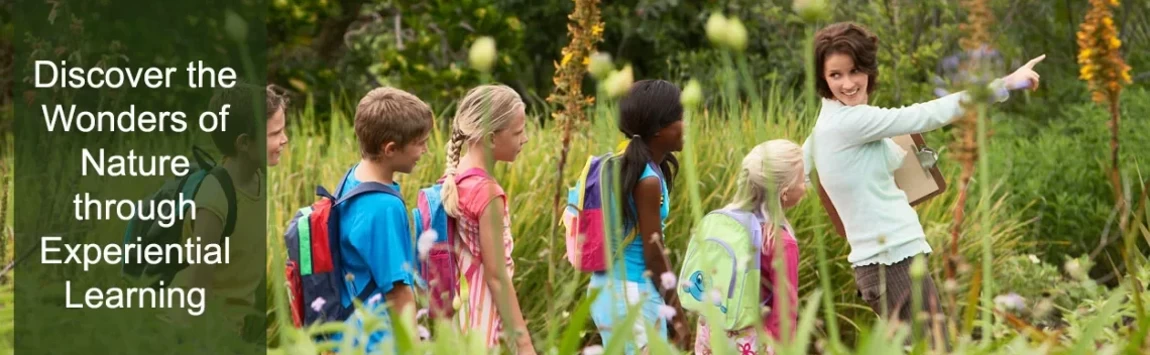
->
[354,87,433,161]
[208,83,264,156]
[814,22,880,100]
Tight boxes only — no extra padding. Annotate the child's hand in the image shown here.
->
[516,336,537,355]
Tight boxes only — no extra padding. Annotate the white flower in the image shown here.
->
[944,279,959,293]
[994,293,1027,312]
[709,289,723,304]
[1028,254,1041,264]
[418,230,439,260]
[416,308,429,320]
[418,325,431,340]
[310,297,326,312]
[657,305,677,320]
[469,36,497,72]
[660,272,678,291]
[582,345,604,355]
[367,293,383,306]
[1064,259,1087,280]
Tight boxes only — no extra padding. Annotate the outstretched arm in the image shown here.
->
[834,54,1045,145]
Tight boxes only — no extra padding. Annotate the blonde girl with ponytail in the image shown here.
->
[437,84,534,353]
[694,139,807,355]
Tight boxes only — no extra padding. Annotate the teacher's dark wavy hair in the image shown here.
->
[814,22,880,100]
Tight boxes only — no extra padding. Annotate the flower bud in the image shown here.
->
[793,0,830,23]
[604,65,634,98]
[705,13,729,47]
[680,79,702,108]
[588,52,614,80]
[725,18,748,52]
[224,10,248,43]
[469,36,497,73]
[909,256,926,279]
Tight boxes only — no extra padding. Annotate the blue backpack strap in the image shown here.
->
[335,182,401,206]
[325,172,402,305]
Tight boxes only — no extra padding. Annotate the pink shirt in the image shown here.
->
[453,169,516,348]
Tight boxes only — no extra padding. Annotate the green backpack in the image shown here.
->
[677,208,765,330]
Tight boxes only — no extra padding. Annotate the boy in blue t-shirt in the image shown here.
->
[332,87,432,352]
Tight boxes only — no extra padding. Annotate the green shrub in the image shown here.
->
[987,88,1150,270]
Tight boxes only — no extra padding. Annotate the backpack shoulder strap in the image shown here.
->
[713,208,764,267]
[335,182,401,206]
[208,167,239,238]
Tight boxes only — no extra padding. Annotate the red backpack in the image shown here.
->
[283,171,401,328]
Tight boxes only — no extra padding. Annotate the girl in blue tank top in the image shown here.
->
[588,79,689,353]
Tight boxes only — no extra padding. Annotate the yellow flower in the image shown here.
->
[591,23,604,36]
[560,52,573,67]
[1109,37,1121,49]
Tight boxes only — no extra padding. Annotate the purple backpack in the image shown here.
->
[562,153,624,272]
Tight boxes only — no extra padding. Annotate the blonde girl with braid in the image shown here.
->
[437,84,534,353]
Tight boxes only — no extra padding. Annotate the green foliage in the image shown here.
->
[266,0,1149,126]
[987,88,1150,270]
[269,0,536,117]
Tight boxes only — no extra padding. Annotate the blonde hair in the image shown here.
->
[354,87,433,161]
[725,139,805,227]
[441,84,526,217]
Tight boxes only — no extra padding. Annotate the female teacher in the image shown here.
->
[802,22,1043,348]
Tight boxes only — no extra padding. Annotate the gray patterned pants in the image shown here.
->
[854,255,951,350]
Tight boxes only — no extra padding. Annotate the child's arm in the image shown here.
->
[360,196,418,328]
[385,283,416,322]
[634,177,689,348]
[477,197,535,354]
[184,207,223,289]
[779,236,800,341]
[762,228,800,342]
